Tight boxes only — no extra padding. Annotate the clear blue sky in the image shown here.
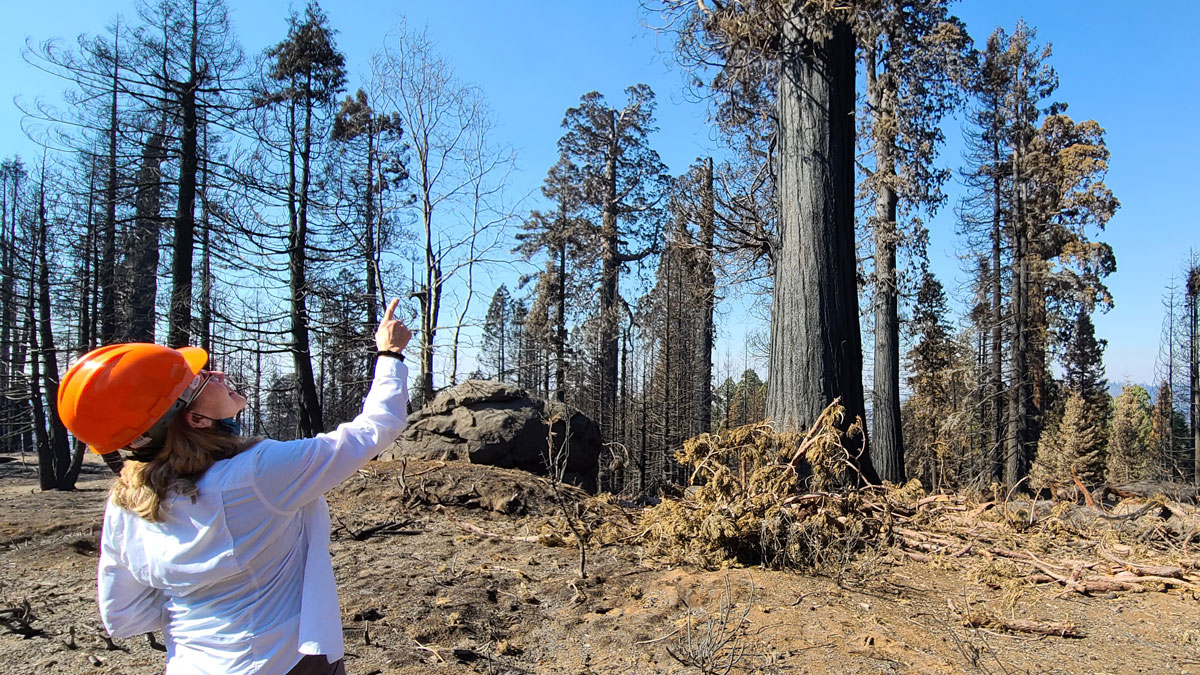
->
[4,1,1197,386]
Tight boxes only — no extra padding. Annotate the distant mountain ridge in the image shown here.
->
[1107,382,1157,400]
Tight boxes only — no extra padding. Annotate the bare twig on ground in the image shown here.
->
[451,518,541,543]
[1099,549,1184,578]
[332,513,421,541]
[567,580,587,604]
[403,460,446,480]
[666,574,752,675]
[0,599,41,638]
[413,639,445,663]
[1095,502,1158,521]
[541,410,588,578]
[97,632,126,651]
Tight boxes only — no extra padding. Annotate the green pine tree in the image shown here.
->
[1031,392,1104,498]
[903,271,961,489]
[1107,385,1154,483]
[1062,309,1109,420]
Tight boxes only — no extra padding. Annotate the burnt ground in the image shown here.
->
[1,453,1199,674]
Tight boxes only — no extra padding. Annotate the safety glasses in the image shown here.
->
[180,372,216,408]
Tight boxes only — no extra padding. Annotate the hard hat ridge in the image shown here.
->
[57,343,209,457]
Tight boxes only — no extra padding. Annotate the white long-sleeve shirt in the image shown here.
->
[98,359,409,674]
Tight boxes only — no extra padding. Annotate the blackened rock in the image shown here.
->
[380,380,601,492]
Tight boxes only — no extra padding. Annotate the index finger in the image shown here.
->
[383,298,400,322]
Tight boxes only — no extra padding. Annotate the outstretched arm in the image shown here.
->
[250,299,413,513]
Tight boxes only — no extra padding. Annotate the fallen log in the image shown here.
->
[1104,482,1198,504]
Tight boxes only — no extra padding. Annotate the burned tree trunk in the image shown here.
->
[989,138,1006,484]
[99,35,120,345]
[599,110,620,442]
[1006,141,1031,489]
[697,156,715,435]
[866,48,903,484]
[765,14,878,484]
[167,51,199,348]
[126,124,167,343]
[34,182,78,489]
[1189,267,1200,485]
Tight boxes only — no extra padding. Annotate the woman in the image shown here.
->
[58,299,412,674]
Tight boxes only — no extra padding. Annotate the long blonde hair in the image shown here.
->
[111,415,257,522]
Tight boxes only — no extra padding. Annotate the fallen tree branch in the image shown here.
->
[451,518,541,544]
[1095,503,1159,521]
[1097,571,1200,591]
[404,461,446,480]
[1099,550,1184,578]
[961,611,1084,638]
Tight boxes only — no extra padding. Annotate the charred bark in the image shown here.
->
[126,124,167,343]
[989,136,1005,484]
[167,22,200,348]
[100,34,120,345]
[765,15,879,484]
[34,184,78,489]
[866,49,903,484]
[1006,141,1031,489]
[696,157,716,435]
[599,109,620,442]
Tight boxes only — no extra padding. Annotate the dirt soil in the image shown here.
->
[1,453,1199,674]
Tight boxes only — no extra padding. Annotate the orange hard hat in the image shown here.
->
[58,343,209,456]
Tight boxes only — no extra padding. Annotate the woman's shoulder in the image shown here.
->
[198,438,275,486]
[203,436,319,481]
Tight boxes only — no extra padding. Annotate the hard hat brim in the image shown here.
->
[177,346,209,375]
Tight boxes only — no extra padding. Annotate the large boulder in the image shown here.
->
[380,380,601,492]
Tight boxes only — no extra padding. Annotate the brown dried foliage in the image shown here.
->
[639,400,885,574]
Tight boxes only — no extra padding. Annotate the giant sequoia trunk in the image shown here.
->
[765,15,879,485]
[1028,245,1047,453]
[362,126,381,380]
[198,142,213,353]
[167,2,206,349]
[554,238,566,403]
[364,126,379,328]
[168,76,199,347]
[866,50,903,484]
